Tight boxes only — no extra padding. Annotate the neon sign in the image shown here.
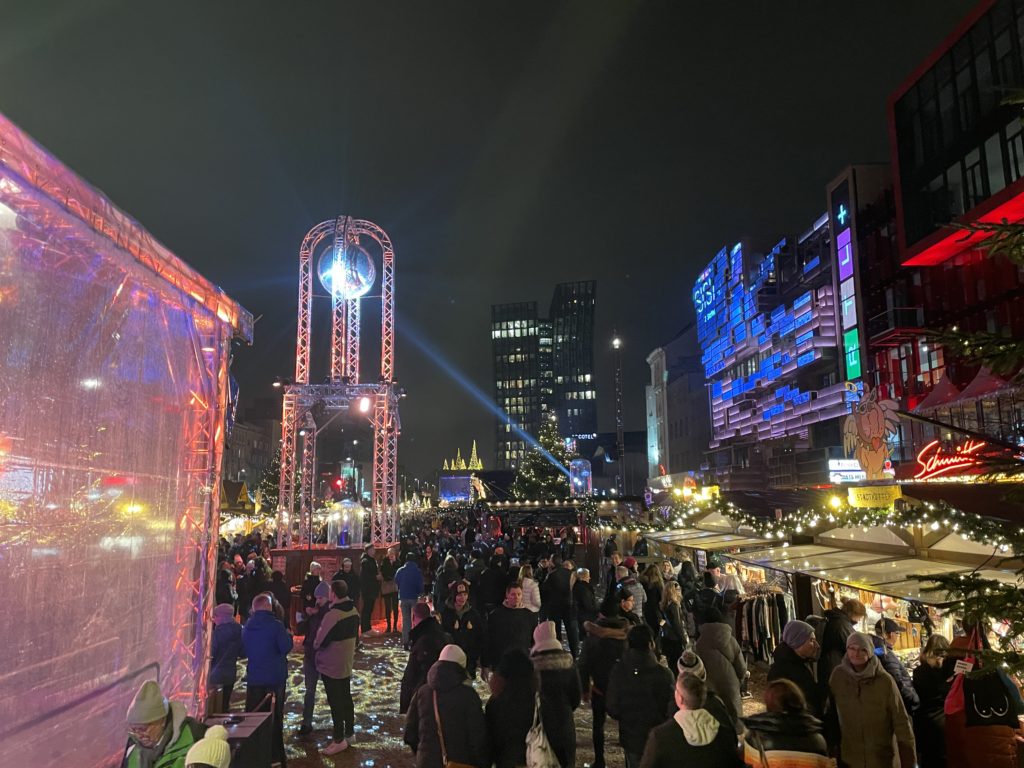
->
[913,439,987,481]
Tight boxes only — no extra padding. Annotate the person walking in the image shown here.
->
[439,579,484,679]
[659,580,688,671]
[606,625,675,768]
[209,603,243,713]
[693,605,746,723]
[766,619,823,719]
[482,582,535,680]
[531,621,582,768]
[871,618,920,716]
[578,602,630,768]
[638,564,665,654]
[828,631,916,768]
[741,679,830,768]
[296,581,331,736]
[817,597,865,688]
[242,594,293,767]
[379,547,400,634]
[404,645,488,768]
[485,648,537,768]
[543,559,579,658]
[395,554,425,649]
[519,564,542,613]
[638,675,743,768]
[400,603,452,715]
[912,634,953,768]
[359,544,381,635]
[313,580,359,755]
[573,568,599,638]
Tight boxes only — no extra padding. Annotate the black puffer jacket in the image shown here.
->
[400,618,452,714]
[573,579,599,624]
[482,605,535,669]
[606,648,675,754]
[404,660,488,768]
[532,649,581,768]
[741,710,829,765]
[578,616,629,696]
[817,608,854,685]
[767,642,824,718]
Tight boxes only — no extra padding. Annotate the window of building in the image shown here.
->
[985,132,1007,195]
[1007,120,1024,182]
[964,148,985,206]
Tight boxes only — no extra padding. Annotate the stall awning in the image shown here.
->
[913,373,962,412]
[958,367,1014,402]
[647,528,773,552]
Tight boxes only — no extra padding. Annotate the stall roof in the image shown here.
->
[913,373,961,412]
[958,367,1015,401]
[648,528,773,551]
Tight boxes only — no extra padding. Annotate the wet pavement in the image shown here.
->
[226,621,767,768]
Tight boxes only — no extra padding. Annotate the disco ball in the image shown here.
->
[317,241,376,299]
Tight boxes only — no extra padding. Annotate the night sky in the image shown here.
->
[3,1,975,478]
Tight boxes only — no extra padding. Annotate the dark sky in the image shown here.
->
[2,1,975,478]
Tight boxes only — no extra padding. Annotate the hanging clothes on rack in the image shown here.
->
[735,587,797,664]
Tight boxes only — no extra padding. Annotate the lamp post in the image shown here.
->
[612,333,625,496]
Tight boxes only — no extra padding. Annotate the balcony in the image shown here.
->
[867,307,925,347]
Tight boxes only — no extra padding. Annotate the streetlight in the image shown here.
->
[612,332,625,496]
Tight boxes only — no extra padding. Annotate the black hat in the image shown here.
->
[875,617,904,635]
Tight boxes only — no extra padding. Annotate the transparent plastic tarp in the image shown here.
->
[0,113,251,767]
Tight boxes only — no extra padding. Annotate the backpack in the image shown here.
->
[525,693,560,768]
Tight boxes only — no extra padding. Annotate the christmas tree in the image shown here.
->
[255,447,282,515]
[511,412,573,499]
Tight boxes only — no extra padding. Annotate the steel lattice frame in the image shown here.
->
[279,216,399,547]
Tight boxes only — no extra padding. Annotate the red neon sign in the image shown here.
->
[913,439,987,481]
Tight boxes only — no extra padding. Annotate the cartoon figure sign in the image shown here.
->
[842,386,900,481]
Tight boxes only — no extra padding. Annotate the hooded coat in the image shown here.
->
[817,608,855,685]
[605,647,675,754]
[400,618,452,714]
[828,654,916,768]
[766,642,824,719]
[694,621,746,722]
[638,708,743,768]
[741,710,830,768]
[532,648,582,768]
[404,660,488,768]
[578,616,629,696]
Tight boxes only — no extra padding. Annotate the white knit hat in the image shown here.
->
[532,621,563,654]
[438,644,467,668]
[126,680,168,725]
[185,725,232,768]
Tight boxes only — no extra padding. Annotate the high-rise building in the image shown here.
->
[491,281,596,469]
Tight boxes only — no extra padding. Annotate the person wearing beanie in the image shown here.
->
[400,602,452,715]
[606,625,675,768]
[242,593,293,766]
[122,679,205,768]
[675,650,740,739]
[296,580,332,736]
[579,599,630,768]
[639,675,742,768]
[440,579,484,678]
[767,619,823,718]
[693,602,746,723]
[184,725,231,768]
[828,631,916,768]
[531,620,582,768]
[395,554,425,649]
[404,640,487,768]
[314,579,360,755]
[209,603,242,713]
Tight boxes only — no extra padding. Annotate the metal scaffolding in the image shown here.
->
[279,216,400,547]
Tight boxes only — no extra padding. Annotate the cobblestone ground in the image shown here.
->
[227,627,767,768]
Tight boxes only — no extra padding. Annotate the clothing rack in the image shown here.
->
[734,589,797,664]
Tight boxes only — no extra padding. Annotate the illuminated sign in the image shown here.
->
[913,439,987,481]
[828,458,867,484]
[847,484,902,509]
[830,178,862,381]
[843,329,861,380]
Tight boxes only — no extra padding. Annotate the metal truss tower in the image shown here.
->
[278,216,400,547]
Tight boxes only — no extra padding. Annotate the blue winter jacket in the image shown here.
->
[242,610,293,687]
[394,561,425,600]
[210,620,244,685]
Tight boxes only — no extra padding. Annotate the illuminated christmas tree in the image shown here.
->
[469,440,483,470]
[511,413,572,499]
[255,447,282,514]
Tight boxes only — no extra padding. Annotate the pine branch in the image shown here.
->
[951,219,1024,267]
[928,328,1024,380]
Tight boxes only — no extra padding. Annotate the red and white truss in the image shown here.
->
[279,216,399,547]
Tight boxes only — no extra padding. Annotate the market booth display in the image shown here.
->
[0,113,252,766]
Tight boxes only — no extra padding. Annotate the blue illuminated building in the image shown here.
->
[694,215,853,489]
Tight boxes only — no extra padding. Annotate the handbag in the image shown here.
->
[381,580,398,596]
[432,690,476,768]
[526,693,561,768]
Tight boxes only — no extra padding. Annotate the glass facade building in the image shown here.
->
[491,281,596,469]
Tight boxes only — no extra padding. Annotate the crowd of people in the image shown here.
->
[119,523,1024,768]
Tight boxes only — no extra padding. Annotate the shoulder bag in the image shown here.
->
[433,690,476,768]
[526,693,561,768]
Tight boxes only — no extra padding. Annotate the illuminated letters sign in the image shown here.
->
[830,178,862,381]
[848,484,902,509]
[913,439,987,481]
[843,329,861,380]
